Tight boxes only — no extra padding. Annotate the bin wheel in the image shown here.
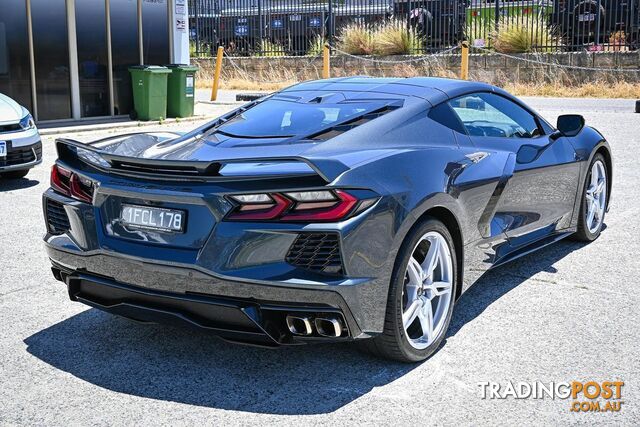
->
[129,110,138,120]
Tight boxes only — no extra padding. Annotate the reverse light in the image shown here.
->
[225,189,375,222]
[50,164,95,203]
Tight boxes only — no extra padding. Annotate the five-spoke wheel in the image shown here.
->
[402,231,453,350]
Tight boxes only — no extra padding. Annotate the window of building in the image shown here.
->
[0,0,32,112]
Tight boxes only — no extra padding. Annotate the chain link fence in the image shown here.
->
[188,1,640,57]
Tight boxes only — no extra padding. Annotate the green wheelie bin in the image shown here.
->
[166,64,199,118]
[128,65,171,120]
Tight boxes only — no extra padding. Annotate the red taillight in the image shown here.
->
[51,164,95,203]
[51,165,71,196]
[226,190,366,222]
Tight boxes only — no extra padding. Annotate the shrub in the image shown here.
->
[260,39,286,57]
[491,17,560,53]
[375,19,423,55]
[337,22,376,55]
[337,20,423,55]
[307,34,325,56]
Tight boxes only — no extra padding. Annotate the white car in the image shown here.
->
[0,93,42,179]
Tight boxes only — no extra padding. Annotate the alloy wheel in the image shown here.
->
[585,159,607,234]
[401,231,453,350]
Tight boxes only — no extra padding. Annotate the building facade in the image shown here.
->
[0,0,189,122]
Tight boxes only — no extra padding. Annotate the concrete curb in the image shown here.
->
[39,115,212,136]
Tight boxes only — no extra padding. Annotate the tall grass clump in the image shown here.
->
[375,19,423,55]
[337,22,376,55]
[491,17,560,53]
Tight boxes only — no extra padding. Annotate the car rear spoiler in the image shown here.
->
[55,137,350,183]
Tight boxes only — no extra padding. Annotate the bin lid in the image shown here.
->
[164,64,199,71]
[128,65,172,73]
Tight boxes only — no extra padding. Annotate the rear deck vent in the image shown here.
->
[46,199,71,235]
[286,233,343,275]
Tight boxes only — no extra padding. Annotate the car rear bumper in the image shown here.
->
[56,269,356,347]
[45,237,390,345]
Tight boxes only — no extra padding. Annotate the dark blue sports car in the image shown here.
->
[43,77,612,362]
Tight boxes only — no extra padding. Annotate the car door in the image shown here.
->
[449,92,581,251]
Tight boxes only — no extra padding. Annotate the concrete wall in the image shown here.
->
[193,51,640,85]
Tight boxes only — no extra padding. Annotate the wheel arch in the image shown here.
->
[405,206,465,302]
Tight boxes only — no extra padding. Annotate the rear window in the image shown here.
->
[216,99,386,138]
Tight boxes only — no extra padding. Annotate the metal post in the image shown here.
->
[25,0,38,121]
[327,0,333,46]
[495,0,500,31]
[460,40,469,80]
[595,0,602,48]
[194,0,200,56]
[168,0,174,62]
[322,43,330,79]
[105,0,114,116]
[66,0,81,119]
[138,0,144,64]
[258,0,263,54]
[210,46,224,101]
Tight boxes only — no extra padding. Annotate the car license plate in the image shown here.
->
[579,13,596,22]
[120,204,185,232]
[0,141,6,158]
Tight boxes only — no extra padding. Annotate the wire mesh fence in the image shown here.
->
[188,0,640,57]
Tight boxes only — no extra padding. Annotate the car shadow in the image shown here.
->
[23,309,416,415]
[0,177,39,191]
[23,238,589,415]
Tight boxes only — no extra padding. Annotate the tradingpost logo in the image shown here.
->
[478,380,624,413]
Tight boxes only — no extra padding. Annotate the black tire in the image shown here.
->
[0,169,29,179]
[360,218,457,363]
[573,153,608,242]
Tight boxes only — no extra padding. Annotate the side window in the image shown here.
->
[449,93,542,139]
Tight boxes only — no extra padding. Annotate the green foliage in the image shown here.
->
[259,39,286,56]
[307,34,326,56]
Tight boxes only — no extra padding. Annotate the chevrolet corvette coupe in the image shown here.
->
[42,77,612,362]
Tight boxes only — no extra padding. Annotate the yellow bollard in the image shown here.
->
[460,41,469,81]
[322,44,330,79]
[210,46,224,102]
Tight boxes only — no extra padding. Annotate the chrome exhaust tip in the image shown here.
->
[314,317,342,337]
[286,315,313,336]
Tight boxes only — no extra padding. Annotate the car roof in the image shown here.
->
[282,77,501,106]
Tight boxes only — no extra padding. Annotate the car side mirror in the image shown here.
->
[556,114,585,138]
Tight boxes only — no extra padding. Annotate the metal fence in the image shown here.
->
[188,0,640,57]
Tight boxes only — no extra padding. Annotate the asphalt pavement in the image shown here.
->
[0,97,638,426]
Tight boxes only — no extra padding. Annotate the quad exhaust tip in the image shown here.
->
[286,315,313,336]
[314,317,342,338]
[285,315,344,337]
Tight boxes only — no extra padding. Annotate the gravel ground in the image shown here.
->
[0,97,638,426]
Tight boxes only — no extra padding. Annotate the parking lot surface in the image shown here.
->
[0,98,638,425]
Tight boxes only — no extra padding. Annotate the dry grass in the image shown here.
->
[492,17,560,53]
[198,76,640,98]
[505,81,640,98]
[195,56,640,98]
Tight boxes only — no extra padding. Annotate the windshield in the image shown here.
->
[216,99,384,138]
